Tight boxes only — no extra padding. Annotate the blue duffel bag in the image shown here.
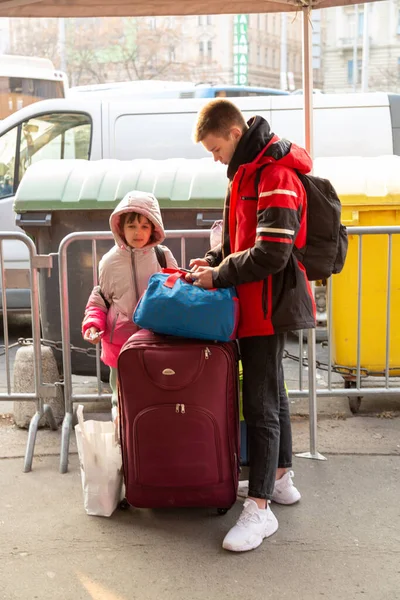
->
[133,269,239,342]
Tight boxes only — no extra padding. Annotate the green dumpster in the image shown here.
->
[14,158,227,378]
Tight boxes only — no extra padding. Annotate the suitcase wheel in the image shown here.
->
[119,499,130,510]
[217,508,229,516]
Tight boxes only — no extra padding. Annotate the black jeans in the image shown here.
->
[239,334,292,500]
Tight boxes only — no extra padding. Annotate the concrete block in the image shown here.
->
[13,345,64,429]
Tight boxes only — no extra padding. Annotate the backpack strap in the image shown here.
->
[253,162,298,287]
[98,287,110,310]
[254,163,270,197]
[254,139,292,195]
[155,245,167,269]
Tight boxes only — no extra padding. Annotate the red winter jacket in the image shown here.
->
[207,116,316,338]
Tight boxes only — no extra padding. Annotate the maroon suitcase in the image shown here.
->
[117,330,239,511]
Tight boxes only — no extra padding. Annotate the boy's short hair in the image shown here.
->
[193,99,248,143]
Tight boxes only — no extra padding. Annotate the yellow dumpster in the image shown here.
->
[314,156,400,376]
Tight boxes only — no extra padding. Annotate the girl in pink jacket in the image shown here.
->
[82,190,177,418]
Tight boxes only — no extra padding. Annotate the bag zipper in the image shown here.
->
[240,196,257,201]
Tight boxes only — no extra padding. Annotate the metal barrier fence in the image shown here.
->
[0,233,57,472]
[1,226,400,472]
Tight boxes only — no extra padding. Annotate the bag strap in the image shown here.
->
[155,245,167,269]
[164,271,186,288]
[163,269,217,292]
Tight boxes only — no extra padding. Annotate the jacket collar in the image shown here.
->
[227,116,274,181]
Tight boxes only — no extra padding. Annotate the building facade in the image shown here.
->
[2,14,309,91]
[323,1,400,93]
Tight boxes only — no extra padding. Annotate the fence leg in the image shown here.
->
[23,410,42,472]
[295,326,327,461]
[60,412,73,474]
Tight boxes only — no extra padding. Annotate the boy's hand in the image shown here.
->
[84,327,104,345]
[189,258,209,271]
[190,266,215,289]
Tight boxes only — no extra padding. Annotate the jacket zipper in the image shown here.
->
[241,196,257,201]
[131,251,139,305]
[262,279,269,319]
[109,311,119,343]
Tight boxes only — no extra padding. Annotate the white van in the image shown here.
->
[0,91,399,310]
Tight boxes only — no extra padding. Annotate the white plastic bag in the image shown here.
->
[74,404,123,517]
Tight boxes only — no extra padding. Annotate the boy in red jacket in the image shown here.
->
[189,99,316,552]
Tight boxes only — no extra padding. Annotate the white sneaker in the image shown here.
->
[237,471,301,505]
[222,499,278,552]
[272,470,301,505]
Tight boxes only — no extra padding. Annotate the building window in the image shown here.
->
[207,41,212,62]
[265,48,269,66]
[198,15,204,26]
[348,9,364,39]
[358,11,364,36]
[257,14,261,29]
[347,59,362,83]
[397,10,400,35]
[207,15,212,25]
[169,46,176,62]
[257,45,261,66]
[199,41,204,62]
[272,49,276,68]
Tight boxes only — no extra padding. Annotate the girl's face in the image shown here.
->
[123,215,153,249]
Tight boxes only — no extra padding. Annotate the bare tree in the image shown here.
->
[66,18,115,85]
[370,65,400,93]
[109,17,193,82]
[9,18,60,66]
[7,16,224,87]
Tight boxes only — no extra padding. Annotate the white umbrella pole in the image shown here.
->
[296,6,326,462]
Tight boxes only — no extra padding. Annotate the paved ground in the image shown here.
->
[1,314,400,600]
[1,445,399,600]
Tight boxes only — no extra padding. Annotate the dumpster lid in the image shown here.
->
[14,155,400,213]
[14,158,228,211]
[313,156,400,206]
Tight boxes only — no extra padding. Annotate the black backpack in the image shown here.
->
[256,168,348,281]
[294,173,348,281]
